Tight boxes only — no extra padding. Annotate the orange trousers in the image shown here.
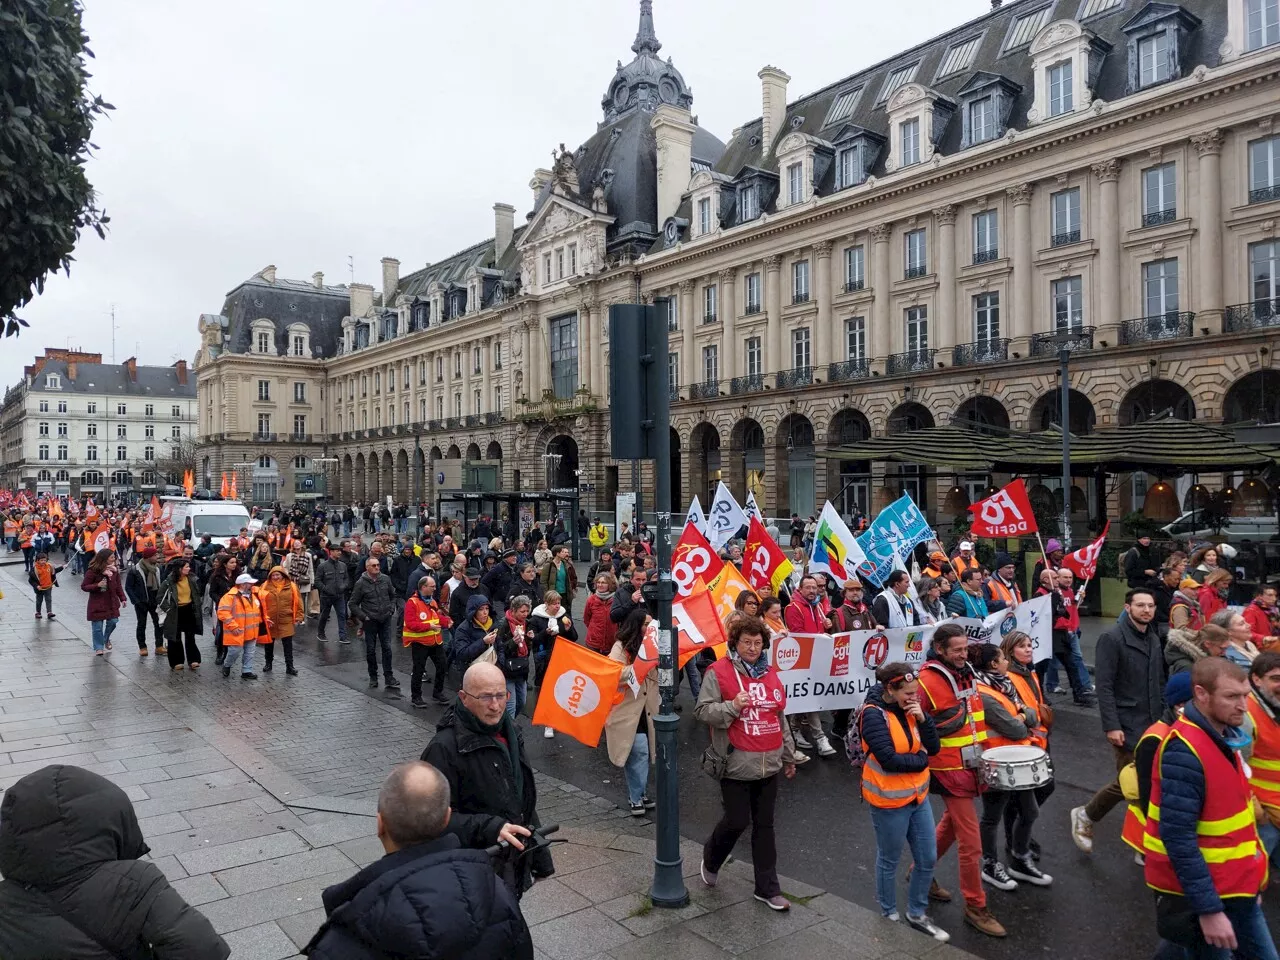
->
[935,794,985,910]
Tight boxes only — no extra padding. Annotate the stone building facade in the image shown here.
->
[197,0,1280,525]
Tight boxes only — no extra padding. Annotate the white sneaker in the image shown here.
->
[792,730,813,750]
[1070,805,1094,853]
[544,727,555,739]
[816,735,837,758]
[906,914,950,943]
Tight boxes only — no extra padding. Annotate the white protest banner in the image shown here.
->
[706,480,747,550]
[774,625,935,714]
[950,593,1053,662]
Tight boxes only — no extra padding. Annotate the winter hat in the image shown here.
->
[1045,539,1063,554]
[993,553,1015,570]
[1164,672,1193,707]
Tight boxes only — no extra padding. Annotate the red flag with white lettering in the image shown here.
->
[633,583,729,685]
[671,521,724,597]
[967,479,1038,538]
[743,515,795,594]
[1061,522,1111,580]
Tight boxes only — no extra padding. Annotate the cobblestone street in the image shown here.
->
[0,559,979,959]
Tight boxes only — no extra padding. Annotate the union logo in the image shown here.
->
[862,632,889,670]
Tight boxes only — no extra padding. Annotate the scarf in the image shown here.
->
[595,589,615,602]
[472,613,494,631]
[504,611,528,657]
[730,648,771,679]
[455,702,524,810]
[976,668,1020,705]
[1252,598,1280,633]
[138,559,159,593]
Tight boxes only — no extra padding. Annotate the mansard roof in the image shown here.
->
[218,274,350,359]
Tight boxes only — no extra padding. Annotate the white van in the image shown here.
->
[161,497,252,548]
[1160,511,1279,544]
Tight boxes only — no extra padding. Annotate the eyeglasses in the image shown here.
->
[736,636,765,648]
[461,690,508,705]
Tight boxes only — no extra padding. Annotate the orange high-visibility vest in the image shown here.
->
[134,532,156,554]
[986,577,1021,607]
[859,703,930,808]
[216,590,268,647]
[1008,668,1049,749]
[1247,695,1280,817]
[1144,715,1268,898]
[952,555,981,577]
[1122,720,1171,853]
[918,662,988,771]
[979,683,1032,750]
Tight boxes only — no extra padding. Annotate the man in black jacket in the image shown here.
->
[1071,588,1164,853]
[389,542,418,599]
[303,760,533,960]
[423,662,554,894]
[314,545,351,644]
[481,549,519,615]
[0,765,228,960]
[610,566,648,624]
[1123,535,1160,588]
[448,566,486,626]
[349,558,401,692]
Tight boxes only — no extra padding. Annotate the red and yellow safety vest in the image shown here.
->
[402,595,448,646]
[1122,720,1171,854]
[918,661,988,771]
[1143,715,1268,898]
[1247,695,1280,818]
[860,703,930,808]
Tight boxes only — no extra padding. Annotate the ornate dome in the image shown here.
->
[600,1,693,125]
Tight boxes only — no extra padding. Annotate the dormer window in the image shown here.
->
[1047,60,1074,116]
[823,86,863,126]
[884,84,953,172]
[787,163,803,205]
[775,134,822,210]
[879,62,919,104]
[836,146,858,189]
[901,119,921,166]
[829,126,883,190]
[1249,0,1280,50]
[1122,4,1200,93]
[970,97,995,142]
[45,374,59,389]
[1004,5,1053,51]
[1080,0,1123,18]
[1027,21,1111,125]
[698,197,712,235]
[937,36,981,79]
[286,323,310,358]
[957,73,1021,149]
[257,332,270,353]
[252,318,275,355]
[740,185,759,221]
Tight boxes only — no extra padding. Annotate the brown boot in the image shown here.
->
[928,879,952,903]
[964,906,1007,938]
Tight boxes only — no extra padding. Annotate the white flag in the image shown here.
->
[744,491,763,522]
[808,501,868,586]
[684,495,707,536]
[706,481,747,550]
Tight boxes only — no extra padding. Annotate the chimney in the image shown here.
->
[758,66,791,158]
[530,168,552,205]
[124,357,137,382]
[991,0,1002,7]
[173,359,188,386]
[67,361,77,380]
[494,203,515,259]
[380,258,399,304]
[349,282,374,319]
[650,105,696,228]
[312,271,324,289]
[260,264,277,283]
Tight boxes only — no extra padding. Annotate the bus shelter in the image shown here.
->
[434,489,583,560]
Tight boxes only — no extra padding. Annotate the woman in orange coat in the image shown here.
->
[258,565,303,675]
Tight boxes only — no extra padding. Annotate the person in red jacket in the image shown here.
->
[403,576,451,707]
[1242,583,1280,651]
[1198,569,1232,623]
[583,571,619,655]
[783,575,836,757]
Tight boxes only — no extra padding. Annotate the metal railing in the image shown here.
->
[744,302,762,315]
[952,338,1010,366]
[464,414,481,427]
[1050,229,1081,247]
[1142,208,1176,227]
[775,366,813,389]
[1225,300,1280,333]
[904,265,928,279]
[702,312,718,324]
[1119,311,1195,345]
[253,432,277,442]
[973,248,999,264]
[668,384,681,402]
[729,374,765,395]
[1250,185,1280,204]
[1030,326,1095,356]
[688,379,720,400]
[827,358,870,382]
[844,279,865,292]
[483,412,503,425]
[445,417,462,429]
[792,291,810,305]
[886,349,937,375]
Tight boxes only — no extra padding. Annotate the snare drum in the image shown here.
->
[980,744,1053,791]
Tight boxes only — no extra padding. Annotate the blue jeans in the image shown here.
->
[317,594,348,640]
[1154,896,1280,960]
[869,799,937,920]
[396,518,407,534]
[1045,631,1091,692]
[506,679,527,718]
[90,618,118,651]
[222,642,257,675]
[1259,821,1280,865]
[677,658,702,698]
[364,618,395,681]
[624,730,650,804]
[343,521,352,537]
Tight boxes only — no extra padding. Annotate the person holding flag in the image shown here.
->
[604,608,660,816]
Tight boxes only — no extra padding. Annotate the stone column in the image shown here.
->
[679,280,696,390]
[578,302,593,395]
[764,255,783,375]
[1092,159,1122,340]
[934,206,957,351]
[719,269,738,380]
[480,337,492,413]
[814,241,834,371]
[1192,130,1226,328]
[592,302,607,398]
[521,324,532,399]
[870,225,893,357]
[1008,183,1034,343]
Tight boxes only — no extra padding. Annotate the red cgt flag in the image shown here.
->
[967,479,1038,538]
[743,514,794,594]
[671,521,724,597]
[632,582,729,686]
[1061,522,1111,581]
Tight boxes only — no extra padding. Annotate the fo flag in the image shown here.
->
[672,522,724,597]
[967,479,1037,538]
[531,642,623,747]
[744,515,793,594]
[1062,522,1111,580]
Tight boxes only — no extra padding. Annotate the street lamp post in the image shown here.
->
[1045,333,1077,550]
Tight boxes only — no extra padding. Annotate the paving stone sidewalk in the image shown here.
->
[0,563,978,959]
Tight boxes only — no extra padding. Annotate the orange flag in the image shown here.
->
[85,497,99,520]
[631,582,730,686]
[220,473,229,498]
[228,474,238,499]
[183,470,195,498]
[90,521,111,553]
[707,562,757,624]
[743,514,794,594]
[531,642,624,747]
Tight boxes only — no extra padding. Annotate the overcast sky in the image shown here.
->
[6,0,995,388]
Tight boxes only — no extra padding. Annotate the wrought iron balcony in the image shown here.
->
[744,302,762,316]
[289,432,313,442]
[1119,311,1195,345]
[1030,326,1095,357]
[1250,185,1280,204]
[252,432,277,442]
[445,417,462,429]
[1050,229,1081,247]
[668,383,681,402]
[688,379,721,400]
[775,366,813,389]
[886,349,937,375]
[1142,208,1177,228]
[702,312,718,324]
[1225,300,1280,333]
[827,358,870,383]
[483,412,503,425]
[792,291,811,305]
[393,425,409,436]
[844,279,865,293]
[729,374,766,395]
[427,419,442,431]
[973,248,999,265]
[464,414,481,427]
[904,265,928,280]
[494,361,503,371]
[952,338,1010,367]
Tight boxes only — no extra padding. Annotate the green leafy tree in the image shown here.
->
[0,0,112,337]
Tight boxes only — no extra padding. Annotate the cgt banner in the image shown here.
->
[772,594,1052,713]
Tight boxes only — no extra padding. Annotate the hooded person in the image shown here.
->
[389,542,418,600]
[0,764,229,959]
[259,564,304,675]
[451,593,502,672]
